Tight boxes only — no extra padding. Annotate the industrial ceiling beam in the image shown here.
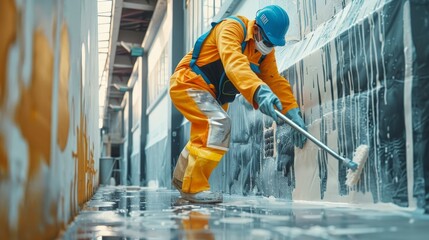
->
[103,0,124,128]
[122,1,155,11]
[141,0,167,50]
[114,54,133,66]
[118,30,144,45]
[113,63,133,68]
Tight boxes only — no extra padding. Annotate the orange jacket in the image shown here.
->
[174,15,298,114]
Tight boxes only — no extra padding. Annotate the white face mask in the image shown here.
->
[255,38,273,55]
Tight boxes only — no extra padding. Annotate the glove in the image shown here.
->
[254,85,282,121]
[285,108,307,149]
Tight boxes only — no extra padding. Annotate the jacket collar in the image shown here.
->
[246,20,256,42]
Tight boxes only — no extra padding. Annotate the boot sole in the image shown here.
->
[181,193,223,204]
[172,178,222,203]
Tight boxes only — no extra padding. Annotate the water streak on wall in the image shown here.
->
[209,0,429,212]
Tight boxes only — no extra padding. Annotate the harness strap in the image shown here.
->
[190,16,248,85]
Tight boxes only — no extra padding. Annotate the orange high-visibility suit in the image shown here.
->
[170,15,298,194]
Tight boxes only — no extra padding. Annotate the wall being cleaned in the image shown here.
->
[208,0,429,212]
[0,0,99,239]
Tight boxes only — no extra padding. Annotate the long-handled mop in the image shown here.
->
[274,110,369,187]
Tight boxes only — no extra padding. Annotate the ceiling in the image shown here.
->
[98,0,158,129]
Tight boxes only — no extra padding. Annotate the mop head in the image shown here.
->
[345,145,369,187]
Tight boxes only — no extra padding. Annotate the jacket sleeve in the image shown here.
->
[214,19,264,108]
[258,50,299,114]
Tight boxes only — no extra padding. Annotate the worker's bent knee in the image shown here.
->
[207,113,231,150]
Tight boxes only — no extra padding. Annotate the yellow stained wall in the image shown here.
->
[0,0,99,239]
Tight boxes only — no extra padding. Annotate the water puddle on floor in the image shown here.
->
[61,186,429,239]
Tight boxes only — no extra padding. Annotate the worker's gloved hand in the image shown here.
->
[285,108,307,149]
[254,85,282,121]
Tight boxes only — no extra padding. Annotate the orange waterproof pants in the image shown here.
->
[170,68,230,193]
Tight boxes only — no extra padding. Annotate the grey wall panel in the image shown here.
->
[168,0,429,212]
[210,96,295,199]
[145,95,169,186]
[146,136,170,187]
[409,0,429,210]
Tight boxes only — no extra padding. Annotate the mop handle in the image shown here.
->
[274,110,348,164]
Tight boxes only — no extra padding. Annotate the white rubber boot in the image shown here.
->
[172,178,222,204]
[180,191,223,204]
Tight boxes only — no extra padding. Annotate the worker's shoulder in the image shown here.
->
[217,15,250,32]
[223,15,249,25]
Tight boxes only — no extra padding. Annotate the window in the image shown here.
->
[148,46,169,106]
[185,0,226,51]
[203,0,222,27]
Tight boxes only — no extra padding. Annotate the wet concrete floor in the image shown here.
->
[61,186,429,239]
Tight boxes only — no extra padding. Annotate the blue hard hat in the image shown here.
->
[255,5,289,46]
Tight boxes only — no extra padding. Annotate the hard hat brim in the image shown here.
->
[267,34,286,46]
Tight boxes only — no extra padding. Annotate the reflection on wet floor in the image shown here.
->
[61,186,429,239]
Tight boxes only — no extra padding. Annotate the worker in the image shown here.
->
[169,5,307,203]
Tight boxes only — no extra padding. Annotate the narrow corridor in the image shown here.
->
[2,1,429,239]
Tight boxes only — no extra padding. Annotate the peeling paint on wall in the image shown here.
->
[0,0,17,107]
[0,0,99,239]
[73,110,97,205]
[15,29,54,177]
[57,23,71,150]
[0,134,7,178]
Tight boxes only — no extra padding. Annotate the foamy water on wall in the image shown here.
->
[209,0,429,213]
